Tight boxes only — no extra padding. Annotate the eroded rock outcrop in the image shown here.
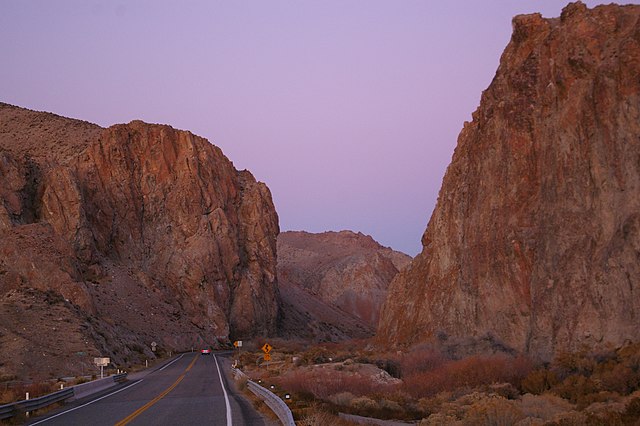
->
[378,2,640,359]
[278,230,411,340]
[0,103,279,379]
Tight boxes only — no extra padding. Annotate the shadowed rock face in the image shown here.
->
[0,103,279,379]
[278,230,411,340]
[378,3,640,359]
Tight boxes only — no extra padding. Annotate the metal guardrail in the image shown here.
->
[113,373,127,383]
[0,373,128,420]
[232,367,295,426]
[0,387,73,420]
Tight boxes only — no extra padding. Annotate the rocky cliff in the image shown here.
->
[278,230,411,341]
[0,103,279,380]
[378,2,640,359]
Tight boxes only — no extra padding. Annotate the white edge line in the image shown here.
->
[214,355,233,426]
[158,353,184,371]
[31,353,183,425]
[29,379,144,425]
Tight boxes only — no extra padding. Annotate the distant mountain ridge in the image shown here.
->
[278,230,411,341]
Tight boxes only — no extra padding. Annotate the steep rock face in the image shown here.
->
[0,104,279,379]
[278,230,411,338]
[378,2,640,358]
[40,121,280,339]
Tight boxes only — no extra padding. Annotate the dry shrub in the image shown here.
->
[463,395,523,425]
[0,388,14,405]
[380,398,402,412]
[617,342,640,372]
[623,397,640,422]
[274,367,390,399]
[346,395,412,420]
[419,392,523,425]
[554,348,597,378]
[520,343,640,412]
[298,407,352,426]
[416,394,453,417]
[350,396,378,411]
[584,400,626,417]
[419,412,460,425]
[518,393,574,421]
[328,391,355,406]
[543,409,587,425]
[488,383,520,400]
[399,345,447,376]
[238,351,258,368]
[551,375,600,406]
[597,364,638,394]
[521,369,559,395]
[403,355,533,398]
[299,347,332,366]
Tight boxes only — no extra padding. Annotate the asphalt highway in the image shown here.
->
[28,353,267,426]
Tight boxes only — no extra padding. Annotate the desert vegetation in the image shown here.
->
[236,339,640,425]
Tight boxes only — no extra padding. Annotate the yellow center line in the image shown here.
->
[114,354,199,426]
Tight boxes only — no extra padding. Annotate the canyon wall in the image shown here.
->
[378,2,640,359]
[0,103,279,379]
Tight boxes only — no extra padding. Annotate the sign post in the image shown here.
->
[233,340,242,366]
[94,357,110,379]
[261,342,272,365]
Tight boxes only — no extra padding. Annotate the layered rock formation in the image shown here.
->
[378,2,640,359]
[278,230,411,341]
[0,103,279,379]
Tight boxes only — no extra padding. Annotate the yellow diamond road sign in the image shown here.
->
[261,343,272,353]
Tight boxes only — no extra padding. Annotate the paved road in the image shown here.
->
[28,353,267,426]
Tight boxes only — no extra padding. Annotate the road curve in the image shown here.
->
[28,353,267,426]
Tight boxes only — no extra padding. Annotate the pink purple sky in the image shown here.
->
[1,1,633,255]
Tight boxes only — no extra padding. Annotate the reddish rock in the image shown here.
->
[378,2,640,359]
[278,230,411,340]
[0,103,279,380]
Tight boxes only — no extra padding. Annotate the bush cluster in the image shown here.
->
[401,353,533,398]
[521,343,640,409]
